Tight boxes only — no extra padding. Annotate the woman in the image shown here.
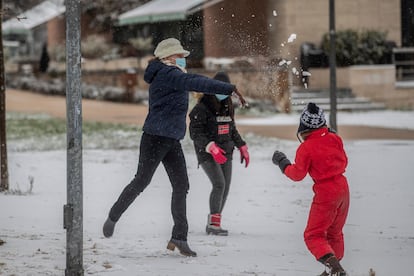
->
[103,38,246,257]
[189,72,249,236]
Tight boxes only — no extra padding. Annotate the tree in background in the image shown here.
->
[321,29,394,66]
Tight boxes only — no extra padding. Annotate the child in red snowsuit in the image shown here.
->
[272,102,349,276]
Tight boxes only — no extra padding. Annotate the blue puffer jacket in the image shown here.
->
[143,60,236,140]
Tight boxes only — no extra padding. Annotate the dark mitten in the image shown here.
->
[272,150,291,173]
[272,150,286,165]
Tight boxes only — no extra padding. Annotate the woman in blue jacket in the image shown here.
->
[103,38,246,257]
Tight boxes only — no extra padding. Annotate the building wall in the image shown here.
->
[47,11,113,49]
[202,0,401,87]
[203,0,269,57]
[266,0,289,58]
[303,65,414,109]
[47,16,66,48]
[267,0,401,63]
[203,0,401,59]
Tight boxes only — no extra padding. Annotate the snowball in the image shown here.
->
[279,60,287,66]
[287,34,297,43]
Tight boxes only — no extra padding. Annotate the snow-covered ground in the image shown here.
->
[1,111,414,276]
[238,110,414,130]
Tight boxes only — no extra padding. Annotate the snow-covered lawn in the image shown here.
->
[238,110,414,130]
[1,111,414,276]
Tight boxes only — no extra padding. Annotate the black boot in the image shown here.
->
[103,217,116,238]
[167,238,197,257]
[325,255,347,276]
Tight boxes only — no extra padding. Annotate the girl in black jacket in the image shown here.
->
[189,72,249,236]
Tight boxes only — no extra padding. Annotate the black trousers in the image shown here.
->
[200,158,232,214]
[109,133,190,240]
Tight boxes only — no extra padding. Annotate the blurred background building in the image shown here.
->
[3,0,414,110]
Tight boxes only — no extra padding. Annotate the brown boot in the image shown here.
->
[325,255,347,276]
[167,238,197,257]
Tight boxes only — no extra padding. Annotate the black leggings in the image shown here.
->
[109,133,190,240]
[200,159,232,214]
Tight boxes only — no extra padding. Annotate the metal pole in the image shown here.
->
[0,0,9,192]
[64,0,83,275]
[329,0,338,131]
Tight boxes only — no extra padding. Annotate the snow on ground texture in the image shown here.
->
[1,140,413,275]
[238,110,414,130]
[1,114,414,275]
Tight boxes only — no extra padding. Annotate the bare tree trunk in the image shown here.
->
[0,0,9,192]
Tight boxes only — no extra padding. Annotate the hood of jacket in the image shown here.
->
[144,59,170,84]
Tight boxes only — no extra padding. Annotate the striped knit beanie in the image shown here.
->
[297,102,327,134]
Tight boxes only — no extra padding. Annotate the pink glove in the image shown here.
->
[207,142,227,164]
[239,145,249,168]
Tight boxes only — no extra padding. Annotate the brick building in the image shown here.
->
[118,0,406,68]
[5,0,409,66]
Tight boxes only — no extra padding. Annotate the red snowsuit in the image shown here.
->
[284,127,350,261]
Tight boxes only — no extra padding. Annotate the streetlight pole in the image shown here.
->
[63,0,83,275]
[0,0,9,192]
[329,0,338,131]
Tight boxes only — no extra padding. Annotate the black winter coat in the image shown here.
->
[143,60,235,140]
[189,95,246,164]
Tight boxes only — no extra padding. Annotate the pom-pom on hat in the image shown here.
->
[154,38,190,59]
[297,102,327,134]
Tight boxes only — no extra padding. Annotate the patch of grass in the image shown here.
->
[5,112,141,151]
[6,112,137,138]
[6,114,66,140]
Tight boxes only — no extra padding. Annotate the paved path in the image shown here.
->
[6,89,414,141]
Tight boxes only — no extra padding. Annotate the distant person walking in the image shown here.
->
[272,102,349,276]
[189,71,249,236]
[39,43,50,73]
[103,38,247,257]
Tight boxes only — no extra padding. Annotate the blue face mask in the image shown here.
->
[215,94,229,101]
[175,58,186,69]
